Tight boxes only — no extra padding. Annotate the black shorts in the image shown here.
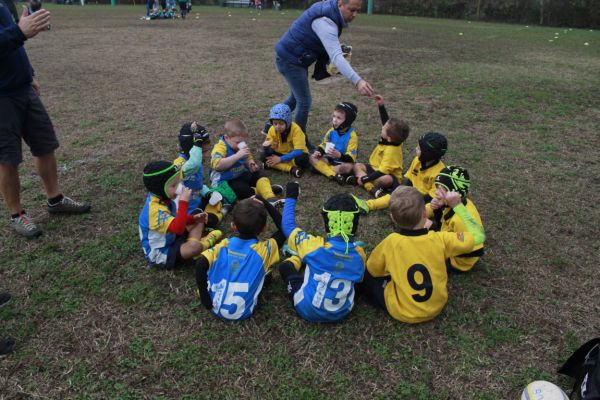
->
[0,88,59,165]
[364,164,400,190]
[165,234,188,269]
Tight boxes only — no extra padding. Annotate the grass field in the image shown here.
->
[1,4,599,399]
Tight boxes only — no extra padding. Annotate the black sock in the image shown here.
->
[11,210,25,219]
[47,194,64,206]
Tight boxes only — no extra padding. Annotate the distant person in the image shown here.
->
[272,0,374,145]
[0,0,91,238]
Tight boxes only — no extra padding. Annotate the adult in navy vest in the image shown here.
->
[0,0,91,238]
[274,0,374,144]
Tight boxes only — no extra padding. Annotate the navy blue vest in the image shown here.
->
[275,0,344,67]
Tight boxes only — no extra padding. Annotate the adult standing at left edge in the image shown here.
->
[0,0,91,239]
[273,0,374,146]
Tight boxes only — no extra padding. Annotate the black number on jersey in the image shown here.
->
[407,264,433,302]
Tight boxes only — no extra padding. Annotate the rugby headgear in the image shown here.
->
[322,193,361,253]
[418,132,448,165]
[269,103,292,128]
[143,160,180,201]
[334,102,358,132]
[435,166,471,198]
[179,122,209,157]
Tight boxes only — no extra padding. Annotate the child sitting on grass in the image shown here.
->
[309,102,359,185]
[362,186,485,323]
[174,121,225,229]
[196,197,285,321]
[346,95,409,197]
[210,119,282,205]
[428,166,484,273]
[277,182,366,323]
[262,103,309,178]
[139,161,222,269]
[404,131,448,203]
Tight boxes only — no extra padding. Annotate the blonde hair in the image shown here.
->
[389,186,424,229]
[224,119,248,138]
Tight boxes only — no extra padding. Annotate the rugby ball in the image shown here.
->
[521,380,569,400]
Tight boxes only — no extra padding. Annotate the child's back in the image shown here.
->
[279,186,366,323]
[196,198,284,321]
[365,186,484,323]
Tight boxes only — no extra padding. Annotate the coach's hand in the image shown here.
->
[285,181,300,200]
[356,79,374,97]
[19,7,51,39]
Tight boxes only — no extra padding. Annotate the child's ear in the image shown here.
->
[261,223,268,233]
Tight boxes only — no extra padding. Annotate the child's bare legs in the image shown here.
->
[333,163,353,175]
[352,163,367,181]
[180,222,205,259]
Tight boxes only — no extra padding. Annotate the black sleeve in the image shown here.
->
[195,256,213,310]
[271,230,286,248]
[258,196,282,231]
[339,153,355,163]
[361,170,385,183]
[378,105,389,125]
[403,177,413,186]
[315,146,326,155]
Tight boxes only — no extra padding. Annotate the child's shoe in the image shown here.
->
[290,167,303,178]
[199,230,223,250]
[345,176,358,186]
[267,197,285,209]
[333,174,346,186]
[351,195,370,215]
[271,184,284,197]
[374,187,387,199]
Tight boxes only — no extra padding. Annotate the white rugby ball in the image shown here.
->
[521,380,568,400]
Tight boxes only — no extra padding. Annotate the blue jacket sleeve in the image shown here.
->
[282,198,297,238]
[280,149,303,163]
[0,24,27,57]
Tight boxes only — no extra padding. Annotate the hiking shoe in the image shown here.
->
[271,184,284,196]
[47,196,91,214]
[10,212,42,238]
[0,338,15,356]
[346,176,358,186]
[199,230,223,250]
[333,174,345,186]
[290,167,303,178]
[0,293,11,308]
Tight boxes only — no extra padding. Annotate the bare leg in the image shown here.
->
[34,152,60,199]
[0,164,22,215]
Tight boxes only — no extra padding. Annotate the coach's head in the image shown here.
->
[339,0,362,24]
